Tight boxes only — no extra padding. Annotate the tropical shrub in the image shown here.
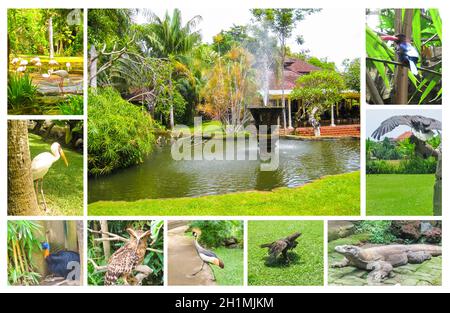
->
[58,95,84,115]
[356,221,396,244]
[367,157,437,174]
[189,221,244,249]
[88,88,155,175]
[7,73,37,109]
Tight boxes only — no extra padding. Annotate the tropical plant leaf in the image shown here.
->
[412,9,422,53]
[419,79,437,104]
[429,9,442,41]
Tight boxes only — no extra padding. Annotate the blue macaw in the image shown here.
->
[381,34,420,75]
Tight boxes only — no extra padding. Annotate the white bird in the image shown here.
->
[31,142,69,212]
[30,57,41,64]
[11,58,20,65]
[19,59,28,66]
[35,61,43,73]
[16,66,27,74]
[42,69,70,93]
[49,59,59,66]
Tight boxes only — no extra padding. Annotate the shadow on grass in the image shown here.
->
[263,252,302,268]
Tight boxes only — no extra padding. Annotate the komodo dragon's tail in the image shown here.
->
[410,244,442,256]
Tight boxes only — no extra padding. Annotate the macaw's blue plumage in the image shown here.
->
[381,34,420,75]
[42,242,80,280]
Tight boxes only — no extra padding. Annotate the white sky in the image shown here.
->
[366,109,442,140]
[136,8,361,70]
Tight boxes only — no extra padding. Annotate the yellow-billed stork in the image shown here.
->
[31,142,69,211]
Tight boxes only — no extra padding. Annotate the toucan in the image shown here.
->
[381,34,420,75]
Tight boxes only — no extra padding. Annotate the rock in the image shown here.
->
[423,228,442,243]
[328,221,356,242]
[390,221,422,241]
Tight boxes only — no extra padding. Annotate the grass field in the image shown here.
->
[88,172,360,216]
[248,221,324,286]
[210,247,244,286]
[29,134,83,216]
[366,174,434,216]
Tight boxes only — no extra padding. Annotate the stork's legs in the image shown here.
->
[40,179,48,212]
[34,179,48,212]
[192,262,206,276]
[59,78,64,94]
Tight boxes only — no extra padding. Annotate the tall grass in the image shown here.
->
[7,73,37,109]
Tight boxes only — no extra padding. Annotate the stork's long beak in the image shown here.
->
[60,148,69,166]
[380,35,399,42]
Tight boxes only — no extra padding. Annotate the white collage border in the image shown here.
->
[1,0,448,293]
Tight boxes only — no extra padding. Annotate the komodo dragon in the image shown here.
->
[332,244,442,284]
[261,232,302,263]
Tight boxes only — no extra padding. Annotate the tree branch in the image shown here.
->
[88,228,163,254]
[366,57,442,76]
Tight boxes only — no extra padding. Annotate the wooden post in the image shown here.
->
[394,9,413,104]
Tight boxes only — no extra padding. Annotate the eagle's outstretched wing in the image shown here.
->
[371,115,441,140]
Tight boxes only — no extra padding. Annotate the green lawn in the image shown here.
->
[248,221,324,286]
[366,174,434,216]
[29,134,83,216]
[89,171,360,216]
[210,247,244,286]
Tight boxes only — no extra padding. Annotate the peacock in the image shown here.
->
[41,242,80,280]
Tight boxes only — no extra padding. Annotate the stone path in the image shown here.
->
[168,224,216,286]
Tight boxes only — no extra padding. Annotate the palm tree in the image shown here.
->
[144,9,202,129]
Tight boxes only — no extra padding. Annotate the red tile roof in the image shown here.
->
[395,131,413,141]
[269,57,321,90]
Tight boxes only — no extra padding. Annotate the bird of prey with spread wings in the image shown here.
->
[371,115,441,142]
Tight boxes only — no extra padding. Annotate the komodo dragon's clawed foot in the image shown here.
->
[367,261,394,284]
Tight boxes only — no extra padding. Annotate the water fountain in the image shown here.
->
[248,25,283,152]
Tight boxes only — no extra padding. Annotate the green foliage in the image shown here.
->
[356,221,396,244]
[367,158,436,175]
[291,70,345,120]
[342,58,361,90]
[88,220,164,286]
[88,88,155,176]
[212,25,254,54]
[307,56,336,71]
[366,138,437,174]
[7,73,37,109]
[8,221,43,286]
[58,95,84,115]
[189,221,243,248]
[8,9,83,56]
